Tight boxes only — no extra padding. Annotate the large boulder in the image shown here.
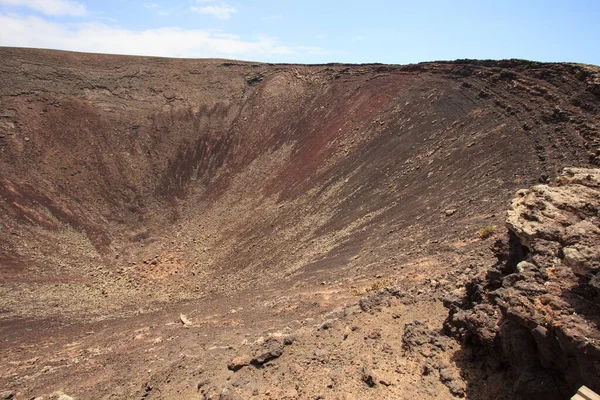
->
[446,168,600,400]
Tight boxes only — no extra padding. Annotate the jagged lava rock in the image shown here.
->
[446,167,600,400]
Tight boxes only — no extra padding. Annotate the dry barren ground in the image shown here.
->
[1,48,600,399]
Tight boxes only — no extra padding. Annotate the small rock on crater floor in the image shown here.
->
[227,355,252,372]
[361,366,378,387]
[0,391,15,400]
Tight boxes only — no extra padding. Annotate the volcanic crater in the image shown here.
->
[1,47,600,399]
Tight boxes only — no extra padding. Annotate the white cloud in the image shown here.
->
[0,13,324,61]
[0,0,86,16]
[143,2,169,16]
[191,2,236,20]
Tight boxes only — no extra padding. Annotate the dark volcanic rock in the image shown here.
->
[445,168,600,400]
[402,320,450,356]
[361,366,378,387]
[251,339,285,366]
[0,391,15,400]
[251,336,293,367]
[359,287,403,313]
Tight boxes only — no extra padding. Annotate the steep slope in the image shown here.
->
[1,48,598,321]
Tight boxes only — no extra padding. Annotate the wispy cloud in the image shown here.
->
[191,1,236,20]
[0,0,86,16]
[144,2,169,16]
[0,13,324,61]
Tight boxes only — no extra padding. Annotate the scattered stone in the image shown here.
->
[367,330,381,340]
[49,390,75,400]
[445,209,457,216]
[163,90,177,100]
[0,391,15,400]
[197,379,211,390]
[219,387,244,400]
[313,349,328,361]
[379,377,392,386]
[343,326,351,340]
[439,367,455,383]
[444,380,466,397]
[361,367,377,387]
[245,73,264,86]
[250,337,287,366]
[282,335,295,345]
[227,355,252,372]
[199,385,219,400]
[180,313,193,326]
[49,393,75,400]
[319,320,333,330]
[141,383,152,398]
[358,287,402,313]
[422,363,434,375]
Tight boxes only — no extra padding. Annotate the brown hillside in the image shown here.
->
[0,47,599,399]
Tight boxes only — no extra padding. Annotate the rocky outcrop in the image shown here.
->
[227,335,295,372]
[445,168,600,400]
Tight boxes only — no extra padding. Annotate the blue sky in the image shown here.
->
[0,0,599,65]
